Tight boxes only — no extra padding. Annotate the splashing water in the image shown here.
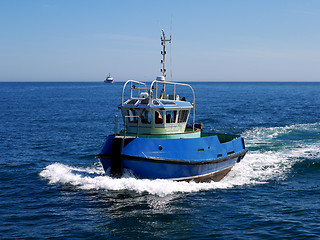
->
[40,123,320,196]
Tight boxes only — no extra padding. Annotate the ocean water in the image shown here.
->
[1,82,320,239]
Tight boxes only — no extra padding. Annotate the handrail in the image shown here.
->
[149,80,196,130]
[122,80,148,106]
[121,79,196,131]
[114,115,118,135]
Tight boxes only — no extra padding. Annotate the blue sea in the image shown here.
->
[1,82,320,239]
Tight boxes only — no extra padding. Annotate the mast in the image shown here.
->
[159,30,171,98]
[160,30,171,77]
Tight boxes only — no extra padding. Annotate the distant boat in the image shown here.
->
[104,73,114,83]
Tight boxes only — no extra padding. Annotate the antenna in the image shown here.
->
[160,29,171,78]
[158,29,172,99]
[170,15,173,81]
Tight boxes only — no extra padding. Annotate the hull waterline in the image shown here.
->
[96,134,247,182]
[97,149,247,182]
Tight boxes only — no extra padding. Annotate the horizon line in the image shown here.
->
[1,80,320,83]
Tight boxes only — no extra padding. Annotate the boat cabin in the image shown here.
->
[119,78,195,136]
[119,30,197,137]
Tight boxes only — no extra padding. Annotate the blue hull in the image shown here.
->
[97,134,247,182]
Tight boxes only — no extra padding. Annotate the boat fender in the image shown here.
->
[241,138,246,149]
[110,137,123,178]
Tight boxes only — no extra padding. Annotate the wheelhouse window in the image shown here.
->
[178,110,189,123]
[139,99,149,105]
[155,110,163,124]
[152,100,160,106]
[166,110,177,123]
[127,109,138,123]
[125,99,138,105]
[140,109,151,124]
[160,100,176,106]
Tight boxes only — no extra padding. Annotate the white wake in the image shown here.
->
[40,123,320,196]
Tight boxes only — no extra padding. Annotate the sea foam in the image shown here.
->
[40,123,320,196]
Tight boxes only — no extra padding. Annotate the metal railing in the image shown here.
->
[121,79,196,131]
[121,80,147,106]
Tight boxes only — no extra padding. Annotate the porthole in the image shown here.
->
[158,145,163,151]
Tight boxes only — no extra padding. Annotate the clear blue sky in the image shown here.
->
[1,0,320,82]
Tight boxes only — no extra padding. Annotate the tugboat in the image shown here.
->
[96,31,247,182]
[104,73,114,83]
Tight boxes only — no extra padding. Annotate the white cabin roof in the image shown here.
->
[122,98,193,109]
